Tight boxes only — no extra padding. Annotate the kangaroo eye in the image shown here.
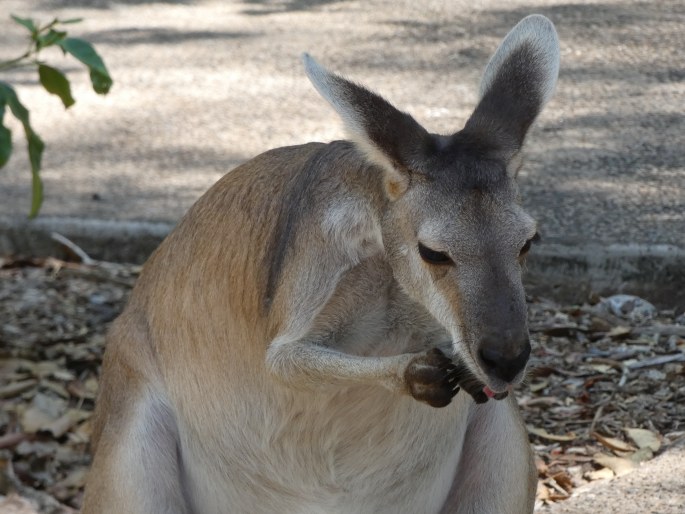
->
[519,232,540,256]
[418,243,453,265]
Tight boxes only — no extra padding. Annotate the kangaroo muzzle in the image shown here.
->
[478,338,531,385]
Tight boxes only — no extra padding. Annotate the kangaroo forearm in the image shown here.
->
[266,340,410,392]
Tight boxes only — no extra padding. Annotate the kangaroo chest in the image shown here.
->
[179,284,467,512]
[180,384,471,514]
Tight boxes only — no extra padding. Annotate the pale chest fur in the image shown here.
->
[170,264,471,513]
[178,383,471,514]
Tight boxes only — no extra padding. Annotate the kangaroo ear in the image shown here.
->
[464,15,560,159]
[303,54,430,195]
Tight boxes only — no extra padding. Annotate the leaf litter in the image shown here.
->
[0,257,137,513]
[0,257,684,511]
[526,294,685,507]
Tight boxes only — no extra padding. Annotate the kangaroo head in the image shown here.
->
[304,15,560,393]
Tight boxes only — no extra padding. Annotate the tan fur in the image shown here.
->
[83,15,560,514]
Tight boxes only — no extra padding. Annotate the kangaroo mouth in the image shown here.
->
[451,357,510,404]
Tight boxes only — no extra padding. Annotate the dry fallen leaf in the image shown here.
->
[628,447,654,463]
[593,453,637,477]
[527,426,577,442]
[4,259,685,510]
[0,380,38,400]
[608,326,633,339]
[55,467,88,489]
[69,419,93,444]
[589,363,614,374]
[19,394,68,434]
[35,361,62,378]
[585,466,614,481]
[551,471,574,492]
[0,493,41,514]
[43,410,91,439]
[535,456,548,475]
[592,432,636,453]
[625,427,661,452]
[536,480,551,501]
[20,406,58,434]
[529,379,549,392]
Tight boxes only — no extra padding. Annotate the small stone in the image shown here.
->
[601,295,657,324]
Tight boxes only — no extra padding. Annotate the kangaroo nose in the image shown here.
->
[478,341,531,383]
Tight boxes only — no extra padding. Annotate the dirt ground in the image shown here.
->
[1,258,684,512]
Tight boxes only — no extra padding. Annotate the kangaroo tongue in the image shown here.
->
[483,386,510,401]
[451,358,510,403]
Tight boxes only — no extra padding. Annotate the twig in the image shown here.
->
[51,232,96,265]
[618,365,630,387]
[587,357,624,370]
[0,379,38,399]
[588,403,605,436]
[0,432,27,449]
[0,453,77,513]
[0,50,32,71]
[632,324,685,337]
[627,354,685,370]
[545,477,570,497]
[60,266,136,288]
[588,390,618,436]
[529,323,586,336]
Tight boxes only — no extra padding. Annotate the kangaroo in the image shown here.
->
[83,14,560,514]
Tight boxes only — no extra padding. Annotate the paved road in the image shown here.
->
[2,0,683,243]
[2,0,684,305]
[542,440,685,514]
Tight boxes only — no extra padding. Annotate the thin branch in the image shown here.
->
[51,232,96,265]
[0,51,32,71]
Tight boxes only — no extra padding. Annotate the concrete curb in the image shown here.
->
[1,216,683,308]
[526,243,685,308]
[0,216,173,265]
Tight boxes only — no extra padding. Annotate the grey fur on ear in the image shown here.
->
[464,15,560,157]
[302,53,362,139]
[479,14,560,107]
[303,53,429,187]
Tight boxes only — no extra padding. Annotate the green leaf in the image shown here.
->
[0,103,12,168]
[57,37,113,94]
[0,123,11,168]
[28,131,45,217]
[36,29,67,50]
[0,81,45,217]
[0,82,30,127]
[88,68,112,95]
[38,64,75,108]
[11,15,37,35]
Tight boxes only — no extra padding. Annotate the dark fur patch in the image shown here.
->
[451,359,489,404]
[334,75,435,167]
[263,140,358,309]
[404,348,460,408]
[417,132,512,200]
[464,42,544,151]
